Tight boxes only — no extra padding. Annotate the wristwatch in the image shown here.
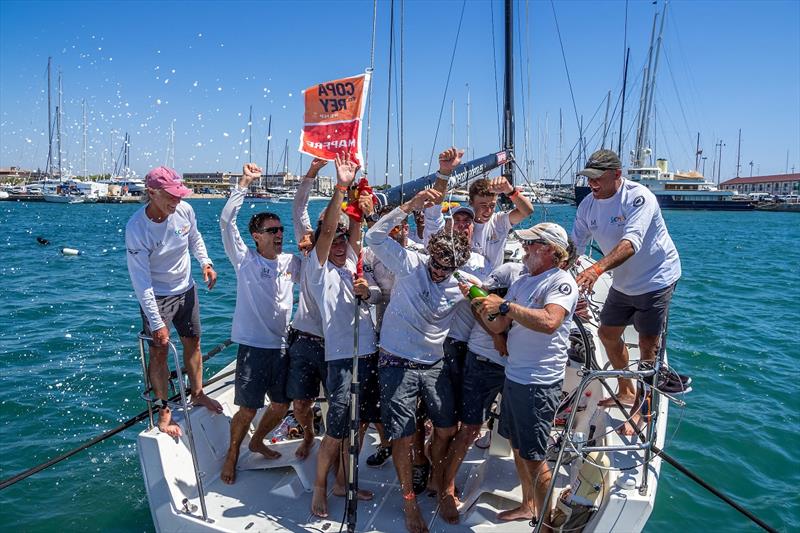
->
[498,300,511,316]
[365,213,379,223]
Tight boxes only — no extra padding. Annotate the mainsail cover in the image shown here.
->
[298,72,371,166]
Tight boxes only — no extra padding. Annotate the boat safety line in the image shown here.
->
[0,343,236,492]
[572,317,778,533]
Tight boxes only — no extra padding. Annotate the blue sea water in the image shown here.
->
[0,199,797,532]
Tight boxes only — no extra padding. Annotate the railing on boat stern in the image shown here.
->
[532,316,674,533]
[137,334,213,524]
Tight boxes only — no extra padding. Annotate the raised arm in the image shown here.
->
[220,163,261,267]
[431,147,464,197]
[293,157,328,243]
[487,176,534,225]
[315,153,358,266]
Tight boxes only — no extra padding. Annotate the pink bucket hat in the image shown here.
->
[145,166,192,198]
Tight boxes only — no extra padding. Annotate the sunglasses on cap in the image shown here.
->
[429,257,456,273]
[522,238,549,247]
[255,225,284,234]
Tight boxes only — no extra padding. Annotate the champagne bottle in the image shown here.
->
[454,272,497,321]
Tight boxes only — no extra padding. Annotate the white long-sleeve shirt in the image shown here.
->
[125,202,212,331]
[220,186,301,348]
[366,207,465,364]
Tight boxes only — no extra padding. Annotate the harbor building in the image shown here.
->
[720,173,799,196]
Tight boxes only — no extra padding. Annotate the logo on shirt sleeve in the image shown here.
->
[558,283,573,295]
[633,195,645,207]
[127,248,140,255]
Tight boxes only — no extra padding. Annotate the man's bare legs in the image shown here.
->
[439,423,482,523]
[616,332,660,436]
[392,435,429,533]
[596,325,636,406]
[311,435,340,518]
[428,425,457,495]
[220,402,288,484]
[250,402,290,457]
[293,399,316,459]
[497,449,535,521]
[148,344,181,437]
[181,336,223,413]
[525,458,553,532]
[331,422,373,499]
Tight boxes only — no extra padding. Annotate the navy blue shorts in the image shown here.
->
[286,332,327,401]
[234,344,289,409]
[325,354,381,439]
[443,337,468,419]
[600,283,676,337]
[379,351,457,440]
[498,379,562,461]
[460,351,505,426]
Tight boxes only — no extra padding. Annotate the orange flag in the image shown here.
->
[298,72,371,166]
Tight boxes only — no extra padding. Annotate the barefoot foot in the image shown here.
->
[249,439,281,460]
[221,448,239,484]
[597,395,636,408]
[403,500,429,533]
[497,504,534,522]
[439,493,461,524]
[332,486,373,500]
[311,486,328,518]
[192,391,223,413]
[295,437,315,460]
[157,407,182,438]
[617,411,643,437]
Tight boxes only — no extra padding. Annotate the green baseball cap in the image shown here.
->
[578,149,622,179]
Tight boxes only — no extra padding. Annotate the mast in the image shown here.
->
[695,132,702,171]
[641,1,667,163]
[248,105,253,163]
[46,57,53,177]
[617,47,630,156]
[82,99,87,178]
[283,139,289,177]
[264,115,272,190]
[502,0,515,187]
[601,90,611,149]
[56,69,63,178]
[633,11,658,167]
[735,128,742,177]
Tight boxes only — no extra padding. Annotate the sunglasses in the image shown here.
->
[256,225,284,234]
[522,238,549,247]
[332,232,351,242]
[429,257,456,273]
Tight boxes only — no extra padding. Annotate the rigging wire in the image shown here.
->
[426,0,467,171]
[399,0,405,198]
[549,0,585,162]
[363,0,379,177]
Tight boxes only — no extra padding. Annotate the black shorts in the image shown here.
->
[286,332,327,401]
[234,344,290,409]
[460,351,505,426]
[140,285,201,344]
[325,354,381,439]
[498,379,562,461]
[443,337,468,419]
[379,351,457,440]
[600,283,676,337]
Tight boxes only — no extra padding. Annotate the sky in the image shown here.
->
[1,0,798,185]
